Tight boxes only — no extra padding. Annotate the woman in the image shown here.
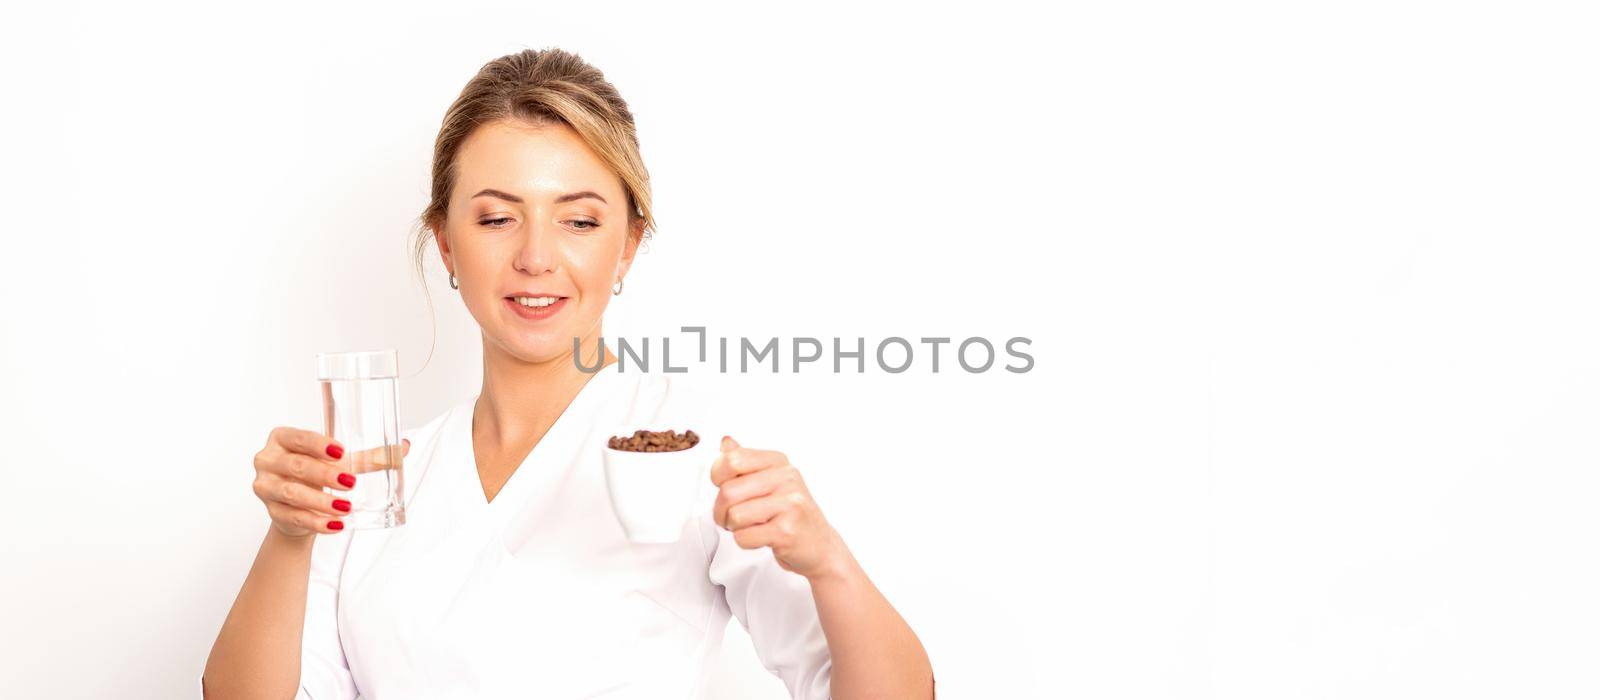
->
[203,48,933,699]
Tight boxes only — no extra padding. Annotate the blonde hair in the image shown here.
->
[406,47,655,376]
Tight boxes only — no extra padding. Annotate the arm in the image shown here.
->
[202,526,317,699]
[206,426,390,698]
[806,539,935,699]
[711,435,935,700]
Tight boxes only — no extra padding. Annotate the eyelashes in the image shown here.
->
[477,217,598,231]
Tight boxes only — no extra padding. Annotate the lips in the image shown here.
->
[504,296,568,321]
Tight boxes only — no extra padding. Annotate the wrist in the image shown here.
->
[267,523,317,548]
[805,533,863,586]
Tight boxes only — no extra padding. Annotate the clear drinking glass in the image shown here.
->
[316,349,406,529]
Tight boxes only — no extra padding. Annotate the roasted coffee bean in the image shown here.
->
[608,428,700,452]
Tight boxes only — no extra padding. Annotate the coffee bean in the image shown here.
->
[607,428,701,453]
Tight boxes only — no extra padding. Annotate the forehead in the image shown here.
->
[453,120,620,202]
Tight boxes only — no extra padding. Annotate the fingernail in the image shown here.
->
[402,438,410,448]
[327,520,344,531]
[333,499,352,512]
[338,473,356,488]
[326,443,345,459]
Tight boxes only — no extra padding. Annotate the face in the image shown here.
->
[435,119,641,365]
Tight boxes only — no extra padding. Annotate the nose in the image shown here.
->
[514,220,557,275]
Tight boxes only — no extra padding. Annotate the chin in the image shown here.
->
[492,332,572,365]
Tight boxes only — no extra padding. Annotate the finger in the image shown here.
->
[731,511,798,550]
[708,435,747,486]
[709,443,788,487]
[725,490,807,531]
[348,439,410,475]
[713,463,797,527]
[255,474,354,516]
[266,500,346,534]
[256,450,357,491]
[271,426,346,461]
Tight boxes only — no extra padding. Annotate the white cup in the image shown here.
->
[601,425,715,543]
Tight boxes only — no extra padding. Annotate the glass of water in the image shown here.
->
[316,349,406,529]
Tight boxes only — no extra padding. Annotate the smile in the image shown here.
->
[504,296,569,321]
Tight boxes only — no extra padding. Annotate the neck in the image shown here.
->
[474,332,616,451]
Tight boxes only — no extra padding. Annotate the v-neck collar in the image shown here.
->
[453,366,629,517]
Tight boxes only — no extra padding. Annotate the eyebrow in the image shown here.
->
[471,188,608,205]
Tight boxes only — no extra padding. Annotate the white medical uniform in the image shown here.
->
[295,368,833,699]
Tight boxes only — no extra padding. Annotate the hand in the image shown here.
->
[251,428,409,538]
[710,436,847,579]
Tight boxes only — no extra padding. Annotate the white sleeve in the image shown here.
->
[699,507,834,699]
[294,527,358,700]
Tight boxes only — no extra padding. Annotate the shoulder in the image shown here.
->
[612,371,719,416]
[399,398,465,454]
[594,370,732,438]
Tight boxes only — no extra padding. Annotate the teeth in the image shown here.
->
[513,296,560,307]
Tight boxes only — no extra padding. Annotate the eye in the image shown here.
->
[479,216,513,228]
[569,219,599,231]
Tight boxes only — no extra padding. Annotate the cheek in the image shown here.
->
[447,232,493,269]
[568,240,625,291]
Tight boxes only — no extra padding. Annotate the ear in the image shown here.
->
[432,221,453,276]
[617,218,643,281]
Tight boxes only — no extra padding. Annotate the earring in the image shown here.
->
[449,274,458,290]
[612,279,624,296]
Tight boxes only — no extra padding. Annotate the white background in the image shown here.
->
[1,1,1597,698]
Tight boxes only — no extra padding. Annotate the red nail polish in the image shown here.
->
[333,499,352,512]
[328,520,344,531]
[326,443,344,459]
[338,473,356,488]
